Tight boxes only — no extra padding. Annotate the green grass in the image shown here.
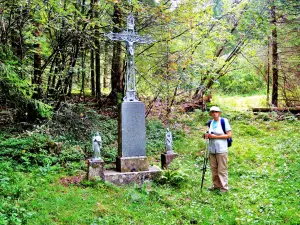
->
[213,94,267,111]
[71,87,110,95]
[1,95,299,225]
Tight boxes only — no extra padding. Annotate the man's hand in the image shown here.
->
[205,133,219,139]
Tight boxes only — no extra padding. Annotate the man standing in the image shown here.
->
[205,106,232,192]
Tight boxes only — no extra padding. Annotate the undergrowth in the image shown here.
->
[0,102,299,224]
[0,103,183,169]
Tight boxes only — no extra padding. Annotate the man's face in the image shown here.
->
[210,111,221,118]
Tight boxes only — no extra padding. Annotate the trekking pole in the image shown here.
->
[201,138,209,190]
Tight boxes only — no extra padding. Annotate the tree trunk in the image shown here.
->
[90,50,95,96]
[80,0,86,101]
[11,3,25,62]
[94,0,101,100]
[50,59,58,96]
[271,1,278,107]
[110,4,124,103]
[103,41,109,88]
[95,38,101,99]
[32,24,42,99]
[90,0,95,97]
[80,50,86,99]
[67,73,73,97]
[66,43,79,97]
[46,59,56,97]
[266,37,270,105]
[11,29,24,61]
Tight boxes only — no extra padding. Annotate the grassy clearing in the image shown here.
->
[213,94,267,111]
[1,95,299,224]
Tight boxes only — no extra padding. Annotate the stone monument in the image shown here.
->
[88,132,104,180]
[105,2,154,173]
[161,128,178,169]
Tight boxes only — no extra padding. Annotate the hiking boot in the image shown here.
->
[208,186,219,191]
[220,189,228,193]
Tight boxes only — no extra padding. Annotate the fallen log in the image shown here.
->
[182,102,203,112]
[181,95,211,112]
[252,107,300,114]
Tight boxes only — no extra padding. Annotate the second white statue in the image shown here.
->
[92,132,102,160]
[165,128,173,154]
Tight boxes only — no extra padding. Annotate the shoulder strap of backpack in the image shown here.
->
[220,118,226,134]
[207,120,212,127]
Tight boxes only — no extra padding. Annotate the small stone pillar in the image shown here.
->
[161,153,178,169]
[88,159,105,180]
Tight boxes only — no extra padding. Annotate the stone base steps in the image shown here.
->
[104,166,161,185]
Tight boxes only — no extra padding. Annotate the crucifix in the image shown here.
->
[105,5,154,102]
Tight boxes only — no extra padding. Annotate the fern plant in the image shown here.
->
[157,169,186,187]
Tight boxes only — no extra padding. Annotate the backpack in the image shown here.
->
[207,118,233,147]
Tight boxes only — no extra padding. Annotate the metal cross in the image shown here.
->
[105,13,154,102]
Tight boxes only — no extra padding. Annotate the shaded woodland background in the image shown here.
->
[0,1,299,224]
[0,0,299,122]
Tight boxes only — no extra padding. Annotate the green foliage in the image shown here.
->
[0,108,299,224]
[217,66,266,95]
[0,103,118,166]
[80,177,105,188]
[34,101,53,119]
[225,110,254,122]
[157,169,186,187]
[0,128,86,169]
[0,47,32,100]
[274,0,300,106]
[137,0,157,7]
[0,161,34,225]
[0,45,53,121]
[193,109,211,125]
[0,0,298,110]
[146,119,165,155]
[59,145,85,163]
[213,94,267,111]
[0,133,51,167]
[47,104,118,162]
[146,119,186,156]
[236,124,265,136]
[0,104,192,169]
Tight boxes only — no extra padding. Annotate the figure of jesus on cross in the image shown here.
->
[105,6,154,102]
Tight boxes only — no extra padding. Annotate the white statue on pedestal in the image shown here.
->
[165,128,173,154]
[92,132,102,160]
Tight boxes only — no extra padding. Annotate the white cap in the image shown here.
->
[209,106,221,112]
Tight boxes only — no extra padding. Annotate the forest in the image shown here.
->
[0,0,299,224]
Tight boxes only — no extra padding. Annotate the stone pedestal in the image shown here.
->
[104,166,161,185]
[87,159,104,180]
[161,153,178,169]
[117,101,148,172]
[116,156,148,172]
